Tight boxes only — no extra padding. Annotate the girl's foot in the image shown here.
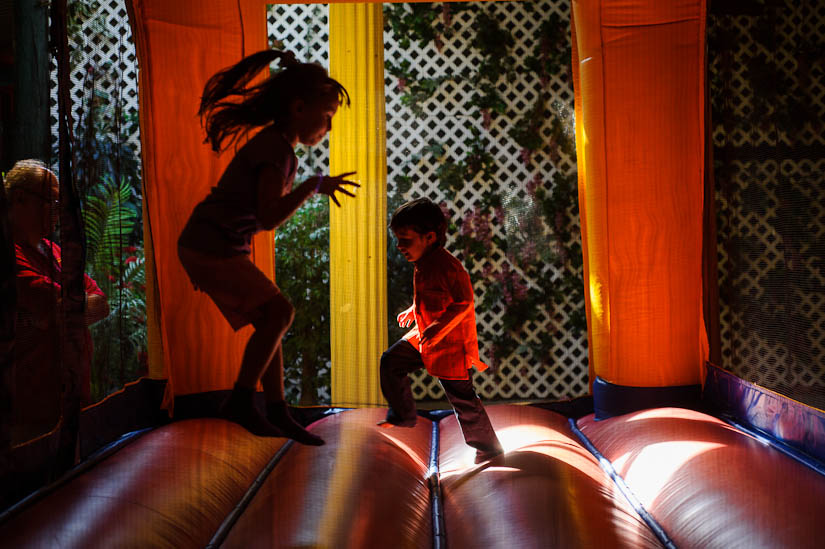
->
[220,387,282,437]
[266,401,325,446]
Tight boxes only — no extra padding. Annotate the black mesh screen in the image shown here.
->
[709,0,825,410]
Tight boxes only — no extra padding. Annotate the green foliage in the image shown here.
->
[275,198,331,405]
[473,11,515,84]
[82,174,138,274]
[383,3,440,50]
[386,59,458,117]
[82,173,146,400]
[509,97,548,153]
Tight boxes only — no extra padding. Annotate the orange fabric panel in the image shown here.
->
[579,408,825,548]
[223,408,432,548]
[439,405,661,548]
[571,0,708,387]
[0,420,286,547]
[130,0,272,409]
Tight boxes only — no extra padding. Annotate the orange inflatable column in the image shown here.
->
[129,0,272,411]
[571,0,709,417]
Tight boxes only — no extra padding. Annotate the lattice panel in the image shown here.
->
[710,0,825,400]
[50,0,141,156]
[384,1,586,401]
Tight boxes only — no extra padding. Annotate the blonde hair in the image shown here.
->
[3,159,57,202]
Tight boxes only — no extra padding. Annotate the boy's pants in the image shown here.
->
[379,339,502,453]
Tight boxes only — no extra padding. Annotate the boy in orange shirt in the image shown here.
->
[379,198,503,463]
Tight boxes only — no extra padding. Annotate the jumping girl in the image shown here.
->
[178,50,358,444]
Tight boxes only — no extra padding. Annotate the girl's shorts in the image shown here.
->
[178,244,283,331]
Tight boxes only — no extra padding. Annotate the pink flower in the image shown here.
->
[442,4,452,27]
[513,279,529,301]
[397,77,407,91]
[124,256,138,264]
[494,206,506,226]
[482,109,492,130]
[555,211,564,232]
[521,240,537,264]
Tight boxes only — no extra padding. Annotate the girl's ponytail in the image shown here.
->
[199,49,301,152]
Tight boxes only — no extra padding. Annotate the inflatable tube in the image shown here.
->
[438,405,662,548]
[221,408,433,548]
[0,419,286,548]
[578,407,825,548]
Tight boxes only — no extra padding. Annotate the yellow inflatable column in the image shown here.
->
[328,3,388,407]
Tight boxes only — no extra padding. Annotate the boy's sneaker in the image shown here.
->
[266,401,325,446]
[474,444,504,464]
[376,418,417,429]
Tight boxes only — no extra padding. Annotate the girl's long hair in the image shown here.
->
[199,49,350,153]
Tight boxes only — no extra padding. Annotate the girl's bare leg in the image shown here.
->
[261,345,324,446]
[220,296,293,437]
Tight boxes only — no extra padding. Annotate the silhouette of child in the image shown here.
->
[178,50,358,444]
[380,198,503,463]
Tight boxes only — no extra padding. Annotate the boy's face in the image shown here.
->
[393,226,436,263]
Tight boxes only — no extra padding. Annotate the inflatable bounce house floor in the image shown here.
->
[2,393,825,548]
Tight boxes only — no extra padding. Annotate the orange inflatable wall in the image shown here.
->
[571,0,709,388]
[129,0,275,410]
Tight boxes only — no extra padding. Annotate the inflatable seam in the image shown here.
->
[722,418,825,478]
[206,439,294,548]
[568,418,676,549]
[429,420,446,549]
[0,427,152,526]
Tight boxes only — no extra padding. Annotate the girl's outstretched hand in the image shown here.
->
[315,171,359,207]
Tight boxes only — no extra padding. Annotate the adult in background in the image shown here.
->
[5,159,109,444]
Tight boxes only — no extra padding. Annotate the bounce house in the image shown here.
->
[1,0,825,547]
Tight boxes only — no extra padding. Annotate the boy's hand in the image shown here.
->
[397,306,415,328]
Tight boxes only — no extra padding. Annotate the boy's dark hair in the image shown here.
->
[390,197,448,247]
[199,49,350,153]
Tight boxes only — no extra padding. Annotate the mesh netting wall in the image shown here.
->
[46,0,145,406]
[709,0,825,410]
